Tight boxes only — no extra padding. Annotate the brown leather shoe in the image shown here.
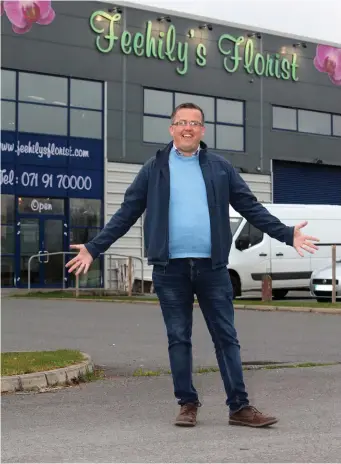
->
[229,406,278,428]
[175,403,199,427]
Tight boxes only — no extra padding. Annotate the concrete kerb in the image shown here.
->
[1,352,94,394]
[7,294,341,315]
[23,296,341,315]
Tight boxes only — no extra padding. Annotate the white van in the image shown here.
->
[228,204,341,299]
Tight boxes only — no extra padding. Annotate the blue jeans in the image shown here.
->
[152,258,249,413]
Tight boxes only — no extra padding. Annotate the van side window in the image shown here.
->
[235,222,263,251]
[249,224,263,247]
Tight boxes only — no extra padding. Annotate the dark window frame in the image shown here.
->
[142,87,246,152]
[1,69,104,140]
[272,105,341,138]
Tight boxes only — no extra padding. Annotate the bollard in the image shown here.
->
[332,245,336,304]
[262,274,272,302]
[128,256,133,297]
[75,274,79,298]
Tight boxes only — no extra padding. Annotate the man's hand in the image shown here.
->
[65,244,93,276]
[293,221,320,257]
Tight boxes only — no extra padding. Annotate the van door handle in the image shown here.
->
[276,253,284,256]
[259,253,267,256]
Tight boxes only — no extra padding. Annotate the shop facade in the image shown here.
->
[1,1,340,288]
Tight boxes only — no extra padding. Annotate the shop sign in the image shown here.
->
[30,199,53,213]
[0,131,103,199]
[90,11,299,81]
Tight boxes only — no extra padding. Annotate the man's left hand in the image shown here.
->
[293,221,320,257]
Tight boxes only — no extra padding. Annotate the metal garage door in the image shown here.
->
[272,160,341,205]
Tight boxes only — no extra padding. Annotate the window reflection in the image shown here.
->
[70,199,101,227]
[1,225,15,253]
[1,101,16,131]
[1,195,15,223]
[70,79,102,110]
[19,72,67,106]
[1,70,16,100]
[69,258,101,288]
[70,228,99,244]
[19,103,67,135]
[1,257,15,286]
[70,109,102,139]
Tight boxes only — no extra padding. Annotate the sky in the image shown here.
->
[109,0,341,47]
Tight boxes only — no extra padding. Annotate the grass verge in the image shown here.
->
[9,291,341,309]
[1,349,85,376]
[132,362,340,377]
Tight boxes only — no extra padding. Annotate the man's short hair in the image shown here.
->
[171,103,205,123]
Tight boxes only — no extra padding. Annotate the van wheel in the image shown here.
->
[230,274,241,299]
[272,289,288,300]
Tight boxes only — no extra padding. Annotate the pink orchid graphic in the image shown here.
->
[0,0,55,34]
[313,44,341,86]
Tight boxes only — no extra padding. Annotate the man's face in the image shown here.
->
[169,108,205,154]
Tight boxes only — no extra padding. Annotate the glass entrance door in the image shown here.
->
[18,217,65,287]
[43,219,64,285]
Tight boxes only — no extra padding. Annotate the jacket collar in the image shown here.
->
[155,140,208,167]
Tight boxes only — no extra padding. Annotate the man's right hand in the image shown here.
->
[65,244,94,276]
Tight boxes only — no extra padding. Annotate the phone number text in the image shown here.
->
[1,169,93,191]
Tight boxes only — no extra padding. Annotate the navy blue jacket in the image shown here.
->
[85,141,294,268]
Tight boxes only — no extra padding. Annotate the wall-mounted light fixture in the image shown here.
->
[313,158,323,164]
[293,42,307,48]
[247,32,261,39]
[108,6,122,14]
[187,29,195,39]
[157,15,171,22]
[199,23,213,31]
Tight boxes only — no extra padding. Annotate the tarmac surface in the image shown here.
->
[2,366,341,463]
[1,297,341,462]
[2,298,341,372]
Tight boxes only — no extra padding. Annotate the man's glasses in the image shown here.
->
[171,120,204,127]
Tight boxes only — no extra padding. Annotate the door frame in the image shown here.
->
[16,213,67,288]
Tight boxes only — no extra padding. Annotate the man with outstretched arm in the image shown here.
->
[66,102,319,428]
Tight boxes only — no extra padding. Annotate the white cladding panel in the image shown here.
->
[105,162,271,287]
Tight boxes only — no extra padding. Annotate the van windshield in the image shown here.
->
[230,217,242,236]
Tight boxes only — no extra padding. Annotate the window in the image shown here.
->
[143,88,245,151]
[143,116,170,144]
[1,101,16,131]
[1,195,15,223]
[1,225,15,254]
[235,222,263,251]
[1,256,15,286]
[1,70,16,100]
[272,106,340,137]
[70,109,102,139]
[19,103,67,135]
[2,70,104,140]
[144,89,173,116]
[332,115,341,137]
[69,199,102,287]
[70,79,102,110]
[18,197,65,215]
[203,123,215,148]
[0,194,15,287]
[273,106,297,131]
[216,125,244,151]
[19,72,67,106]
[298,110,331,135]
[217,99,243,125]
[175,93,214,121]
[70,199,102,227]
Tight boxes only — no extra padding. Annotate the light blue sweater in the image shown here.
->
[168,146,211,258]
